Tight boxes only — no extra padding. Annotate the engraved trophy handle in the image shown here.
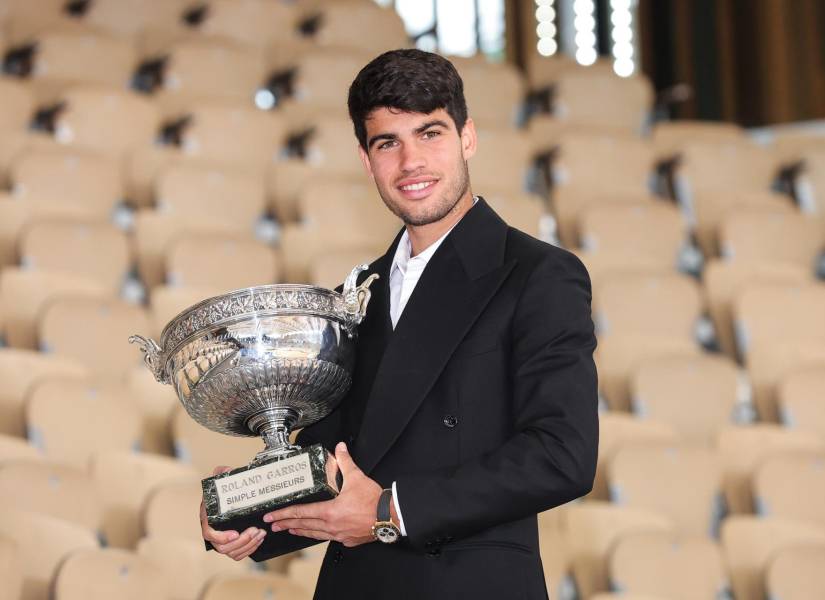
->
[341,264,379,337]
[128,335,169,384]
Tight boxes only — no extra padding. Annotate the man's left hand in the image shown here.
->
[263,441,382,547]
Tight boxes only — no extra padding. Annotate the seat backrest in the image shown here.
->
[123,365,178,455]
[554,133,655,194]
[0,78,34,133]
[32,31,137,89]
[53,548,171,600]
[453,56,526,129]
[766,543,825,600]
[142,479,205,542]
[779,367,825,439]
[201,572,313,600]
[197,0,301,48]
[0,535,23,600]
[470,127,534,195]
[651,120,746,159]
[754,451,825,529]
[312,0,409,55]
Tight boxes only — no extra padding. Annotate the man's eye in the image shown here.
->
[378,140,396,150]
[423,130,440,139]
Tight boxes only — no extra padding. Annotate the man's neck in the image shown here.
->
[406,192,475,257]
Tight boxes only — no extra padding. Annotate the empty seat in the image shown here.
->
[721,515,825,600]
[310,0,408,55]
[608,531,729,600]
[717,424,825,514]
[149,284,223,340]
[536,507,573,600]
[754,452,825,529]
[201,572,312,600]
[142,478,205,542]
[795,151,825,215]
[766,543,825,600]
[19,219,131,294]
[0,535,23,600]
[300,117,369,178]
[53,548,172,600]
[0,192,33,267]
[281,50,372,118]
[484,192,546,239]
[0,78,34,133]
[123,365,178,455]
[195,0,301,48]
[280,224,381,284]
[165,233,280,290]
[310,249,382,290]
[608,443,723,537]
[779,367,825,440]
[26,377,142,469]
[563,501,674,599]
[0,432,42,463]
[0,348,87,437]
[91,450,197,548]
[651,120,746,161]
[453,56,526,129]
[630,354,743,445]
[83,0,196,39]
[470,127,534,195]
[38,296,151,383]
[0,508,98,600]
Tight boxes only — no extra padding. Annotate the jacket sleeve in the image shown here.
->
[393,250,599,549]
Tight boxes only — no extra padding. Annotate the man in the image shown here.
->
[202,49,598,599]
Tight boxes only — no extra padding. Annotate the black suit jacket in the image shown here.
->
[298,198,598,600]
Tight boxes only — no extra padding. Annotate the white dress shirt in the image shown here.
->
[387,199,476,536]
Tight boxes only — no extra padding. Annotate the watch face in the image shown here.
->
[376,524,399,544]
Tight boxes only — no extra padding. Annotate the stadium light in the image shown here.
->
[610,0,636,77]
[535,0,558,57]
[572,0,597,65]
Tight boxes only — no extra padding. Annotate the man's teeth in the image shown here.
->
[401,181,434,191]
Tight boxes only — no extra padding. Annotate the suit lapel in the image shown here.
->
[355,198,515,475]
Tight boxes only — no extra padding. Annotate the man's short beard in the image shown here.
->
[380,160,471,227]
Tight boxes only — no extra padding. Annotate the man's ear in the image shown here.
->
[358,144,374,179]
[460,117,477,161]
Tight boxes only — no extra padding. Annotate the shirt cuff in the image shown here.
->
[391,480,407,536]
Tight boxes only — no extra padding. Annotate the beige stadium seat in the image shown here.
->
[301,117,368,178]
[766,543,825,600]
[142,478,204,542]
[155,163,267,233]
[124,365,178,455]
[0,348,87,437]
[149,284,223,340]
[9,147,123,219]
[0,460,101,532]
[692,190,796,258]
[53,548,172,600]
[590,413,679,501]
[0,432,42,463]
[38,296,150,383]
[608,531,729,600]
[608,443,723,538]
[0,535,23,600]
[0,78,34,133]
[453,56,526,129]
[470,127,534,195]
[651,120,746,161]
[779,367,825,440]
[267,158,322,222]
[26,378,142,469]
[179,104,286,173]
[201,572,312,600]
[630,354,743,445]
[562,501,674,599]
[82,0,194,39]
[282,50,371,119]
[717,424,825,514]
[553,71,654,135]
[165,233,280,290]
[772,132,825,164]
[484,192,546,239]
[172,404,266,477]
[311,0,408,55]
[0,192,32,267]
[0,268,108,349]
[720,210,824,272]
[310,248,382,290]
[578,202,686,269]
[552,133,655,195]
[280,224,381,284]
[796,151,825,215]
[0,508,98,600]
[754,452,825,528]
[54,86,161,158]
[91,451,197,548]
[536,507,573,600]
[721,515,825,600]
[19,219,131,294]
[195,0,301,48]
[590,595,670,600]
[703,259,810,359]
[526,113,569,156]
[136,536,252,600]
[287,555,324,595]
[525,54,615,90]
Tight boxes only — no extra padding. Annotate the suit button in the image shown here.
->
[426,548,441,558]
[333,549,343,564]
[443,415,458,428]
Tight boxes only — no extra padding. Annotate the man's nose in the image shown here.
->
[399,142,426,173]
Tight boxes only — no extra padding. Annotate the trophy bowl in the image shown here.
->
[129,264,378,560]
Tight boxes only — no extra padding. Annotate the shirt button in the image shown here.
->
[443,415,458,428]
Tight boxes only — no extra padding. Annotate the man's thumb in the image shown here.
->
[335,442,359,476]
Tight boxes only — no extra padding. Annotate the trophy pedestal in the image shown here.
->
[202,443,339,561]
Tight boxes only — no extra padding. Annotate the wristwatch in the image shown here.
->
[371,488,400,544]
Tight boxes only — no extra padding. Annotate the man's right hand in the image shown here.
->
[200,465,266,561]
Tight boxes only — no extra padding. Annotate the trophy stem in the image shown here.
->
[247,408,301,463]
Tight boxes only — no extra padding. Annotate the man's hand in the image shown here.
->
[200,465,266,561]
[262,442,382,548]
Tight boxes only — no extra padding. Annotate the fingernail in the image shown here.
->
[271,524,281,532]
[337,442,347,452]
[256,530,266,539]
[263,514,272,522]
[228,531,239,540]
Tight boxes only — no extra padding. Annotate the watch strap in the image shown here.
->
[377,488,393,522]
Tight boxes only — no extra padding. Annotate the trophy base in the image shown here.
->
[202,443,339,562]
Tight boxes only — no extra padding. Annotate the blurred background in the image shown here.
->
[0,0,824,599]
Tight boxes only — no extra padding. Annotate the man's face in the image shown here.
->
[358,107,477,227]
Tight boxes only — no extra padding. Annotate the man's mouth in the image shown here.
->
[399,181,436,192]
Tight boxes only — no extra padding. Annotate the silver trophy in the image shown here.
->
[130,265,378,560]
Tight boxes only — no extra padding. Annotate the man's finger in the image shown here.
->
[289,528,333,541]
[270,518,327,533]
[263,500,328,523]
[212,465,232,476]
[228,530,266,560]
[335,442,361,478]
[213,527,261,554]
[205,526,240,546]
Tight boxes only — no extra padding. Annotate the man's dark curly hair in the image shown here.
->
[347,49,468,150]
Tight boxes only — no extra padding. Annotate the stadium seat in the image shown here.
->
[795,151,825,215]
[608,531,729,600]
[526,54,614,90]
[536,507,573,600]
[563,501,674,599]
[165,233,280,290]
[721,515,825,600]
[201,572,313,600]
[0,508,98,600]
[148,284,223,339]
[717,424,825,514]
[0,192,31,267]
[287,555,325,595]
[80,0,193,39]
[19,219,131,294]
[0,432,42,463]
[470,127,534,196]
[630,353,744,445]
[484,192,547,240]
[91,450,197,548]
[280,224,383,284]
[194,0,301,48]
[779,367,825,440]
[26,377,142,469]
[309,0,409,55]
[0,348,87,437]
[0,77,34,134]
[651,120,746,161]
[453,56,526,129]
[310,248,384,290]
[142,478,205,542]
[608,443,723,537]
[0,535,23,600]
[753,451,825,529]
[0,459,102,532]
[267,158,326,222]
[300,116,370,178]
[123,365,178,455]
[38,296,150,383]
[766,543,825,600]
[52,547,172,600]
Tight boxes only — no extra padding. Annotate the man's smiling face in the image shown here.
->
[358,107,477,227]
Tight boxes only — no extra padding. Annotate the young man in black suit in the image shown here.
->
[202,49,598,599]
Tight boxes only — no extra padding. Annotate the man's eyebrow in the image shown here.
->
[414,119,450,134]
[367,132,397,149]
